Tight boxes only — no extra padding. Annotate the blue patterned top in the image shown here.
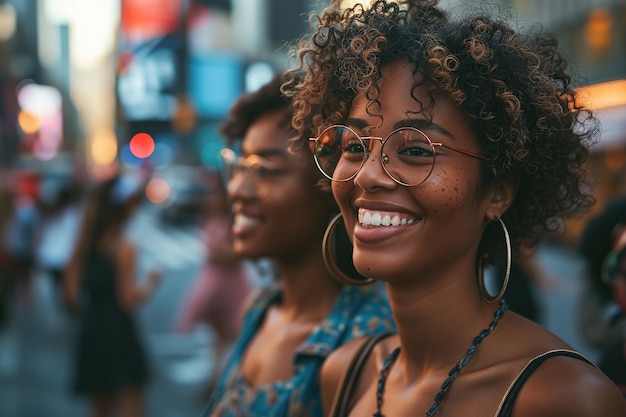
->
[202,283,395,417]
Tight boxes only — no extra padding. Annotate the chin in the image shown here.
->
[352,256,389,282]
[233,241,259,258]
[354,245,416,282]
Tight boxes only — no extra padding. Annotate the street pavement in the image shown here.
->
[0,203,602,417]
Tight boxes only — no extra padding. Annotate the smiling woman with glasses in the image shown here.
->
[201,74,395,417]
[283,0,626,416]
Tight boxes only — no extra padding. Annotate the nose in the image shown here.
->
[353,141,398,192]
[227,170,259,200]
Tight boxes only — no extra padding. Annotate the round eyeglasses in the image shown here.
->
[220,148,281,198]
[309,125,489,187]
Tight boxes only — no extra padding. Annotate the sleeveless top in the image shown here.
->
[334,337,596,417]
[202,283,396,417]
[495,349,595,417]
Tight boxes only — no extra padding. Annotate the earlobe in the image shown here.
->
[486,179,516,220]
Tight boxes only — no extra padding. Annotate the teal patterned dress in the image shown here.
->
[202,283,396,417]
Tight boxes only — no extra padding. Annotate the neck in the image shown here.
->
[385,278,500,374]
[375,298,507,417]
[274,248,343,322]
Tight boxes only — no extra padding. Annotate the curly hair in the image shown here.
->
[220,74,293,146]
[220,73,320,168]
[283,0,598,250]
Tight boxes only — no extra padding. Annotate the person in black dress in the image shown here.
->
[63,174,161,417]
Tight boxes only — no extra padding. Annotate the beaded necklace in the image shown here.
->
[374,299,508,417]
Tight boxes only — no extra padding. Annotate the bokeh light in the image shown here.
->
[244,61,274,93]
[17,109,41,134]
[91,129,118,166]
[16,81,63,159]
[585,8,612,53]
[146,177,170,204]
[576,79,626,111]
[0,3,17,41]
[129,132,155,158]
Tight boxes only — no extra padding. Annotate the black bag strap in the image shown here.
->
[329,332,394,417]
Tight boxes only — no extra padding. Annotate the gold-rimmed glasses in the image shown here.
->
[220,148,282,198]
[309,125,489,187]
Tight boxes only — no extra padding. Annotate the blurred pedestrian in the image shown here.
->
[2,170,39,303]
[175,169,252,396]
[596,218,626,397]
[577,196,626,350]
[578,195,626,352]
[63,173,161,417]
[201,74,395,417]
[34,173,85,312]
[0,184,17,328]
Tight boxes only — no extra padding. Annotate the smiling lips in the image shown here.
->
[232,213,261,236]
[358,208,419,227]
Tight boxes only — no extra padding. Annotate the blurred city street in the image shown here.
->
[0,203,217,417]
[0,200,605,417]
[0,0,624,416]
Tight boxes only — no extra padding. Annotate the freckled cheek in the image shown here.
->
[420,169,473,212]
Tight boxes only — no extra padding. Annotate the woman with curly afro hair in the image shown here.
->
[282,0,626,416]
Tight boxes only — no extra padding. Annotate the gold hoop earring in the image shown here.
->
[322,213,374,286]
[478,217,511,303]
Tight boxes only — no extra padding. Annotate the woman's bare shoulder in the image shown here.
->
[494,315,625,416]
[321,334,398,416]
[508,351,626,417]
[479,313,625,415]
[321,336,373,387]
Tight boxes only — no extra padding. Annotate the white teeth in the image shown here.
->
[358,209,417,227]
[234,214,259,228]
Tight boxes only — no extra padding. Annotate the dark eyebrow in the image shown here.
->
[392,119,455,140]
[345,117,369,131]
[243,148,288,159]
[345,117,455,140]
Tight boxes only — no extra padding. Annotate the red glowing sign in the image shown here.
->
[121,0,182,43]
